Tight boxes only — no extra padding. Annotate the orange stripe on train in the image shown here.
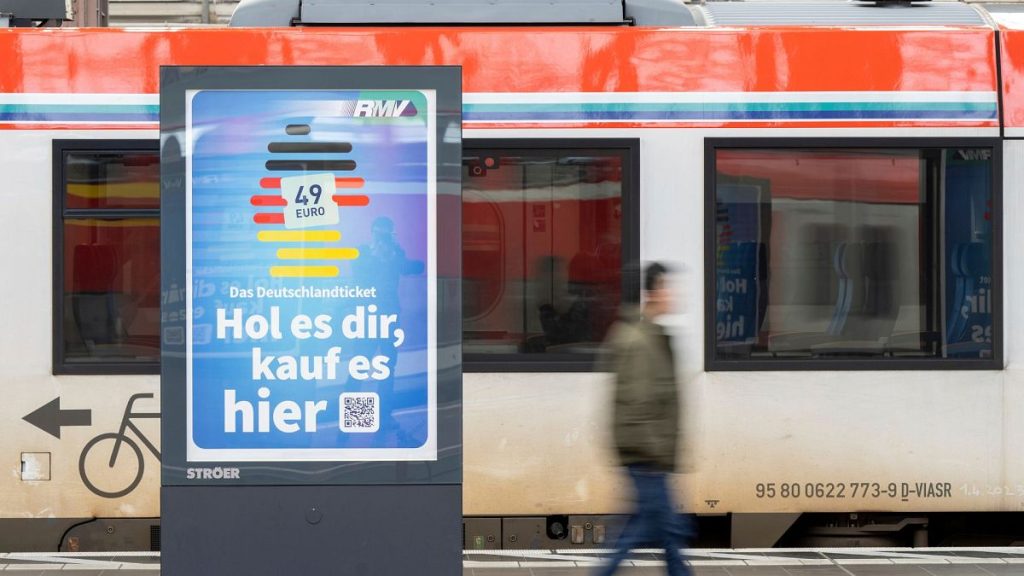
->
[0,28,997,95]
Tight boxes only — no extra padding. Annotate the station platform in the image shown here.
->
[3,548,1024,575]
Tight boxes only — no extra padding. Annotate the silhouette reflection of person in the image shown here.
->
[532,246,622,353]
[350,216,424,446]
[536,254,594,350]
[354,216,424,310]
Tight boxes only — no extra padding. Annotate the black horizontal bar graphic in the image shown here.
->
[268,142,353,153]
[285,124,311,135]
[265,160,357,171]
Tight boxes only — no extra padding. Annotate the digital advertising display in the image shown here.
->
[161,66,461,576]
[186,88,437,462]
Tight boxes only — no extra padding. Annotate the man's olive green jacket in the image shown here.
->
[606,308,680,472]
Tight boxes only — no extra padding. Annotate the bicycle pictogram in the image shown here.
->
[78,393,161,499]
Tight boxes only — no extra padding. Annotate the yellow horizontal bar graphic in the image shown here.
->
[270,266,340,278]
[276,248,360,260]
[257,230,341,243]
[67,182,159,200]
[65,218,159,228]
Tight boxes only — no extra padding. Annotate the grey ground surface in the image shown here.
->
[5,548,1024,575]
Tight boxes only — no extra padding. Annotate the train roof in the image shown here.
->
[698,1,988,26]
[229,0,997,27]
[0,0,1018,28]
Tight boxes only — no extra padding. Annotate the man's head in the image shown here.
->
[643,262,672,318]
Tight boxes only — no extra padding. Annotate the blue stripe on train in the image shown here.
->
[0,103,996,123]
[0,112,158,122]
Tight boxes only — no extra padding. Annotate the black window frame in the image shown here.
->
[52,139,162,375]
[462,138,641,373]
[704,137,1003,372]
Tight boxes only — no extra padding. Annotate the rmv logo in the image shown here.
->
[353,100,418,118]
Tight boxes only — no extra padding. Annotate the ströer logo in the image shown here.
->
[186,467,241,480]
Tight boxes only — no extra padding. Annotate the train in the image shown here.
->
[2,0,1024,553]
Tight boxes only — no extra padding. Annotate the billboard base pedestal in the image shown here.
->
[161,485,461,576]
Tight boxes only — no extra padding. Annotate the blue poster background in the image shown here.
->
[189,89,433,458]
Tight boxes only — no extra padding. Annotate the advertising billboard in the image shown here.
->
[161,66,462,487]
[186,89,437,462]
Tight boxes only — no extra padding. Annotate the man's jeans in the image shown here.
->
[595,465,693,576]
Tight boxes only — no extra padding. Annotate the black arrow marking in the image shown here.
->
[23,398,92,439]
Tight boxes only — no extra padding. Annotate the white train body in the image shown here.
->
[1,4,1024,549]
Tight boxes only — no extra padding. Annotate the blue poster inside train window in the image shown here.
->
[186,89,436,462]
[715,184,764,347]
[944,148,993,358]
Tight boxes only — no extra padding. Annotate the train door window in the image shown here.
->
[706,139,1000,370]
[463,140,639,371]
[53,141,161,374]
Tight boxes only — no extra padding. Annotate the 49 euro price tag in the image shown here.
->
[280,172,339,229]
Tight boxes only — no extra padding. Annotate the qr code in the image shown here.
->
[340,392,380,433]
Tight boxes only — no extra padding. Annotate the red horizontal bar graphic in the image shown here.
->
[259,177,365,189]
[250,195,288,206]
[332,195,370,207]
[253,213,285,224]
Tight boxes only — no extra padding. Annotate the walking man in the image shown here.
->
[596,262,692,576]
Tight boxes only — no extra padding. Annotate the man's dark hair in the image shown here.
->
[643,262,669,292]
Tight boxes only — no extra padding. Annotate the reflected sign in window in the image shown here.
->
[710,146,996,365]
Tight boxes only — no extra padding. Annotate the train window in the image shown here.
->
[706,140,1000,370]
[53,141,161,375]
[463,140,639,371]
